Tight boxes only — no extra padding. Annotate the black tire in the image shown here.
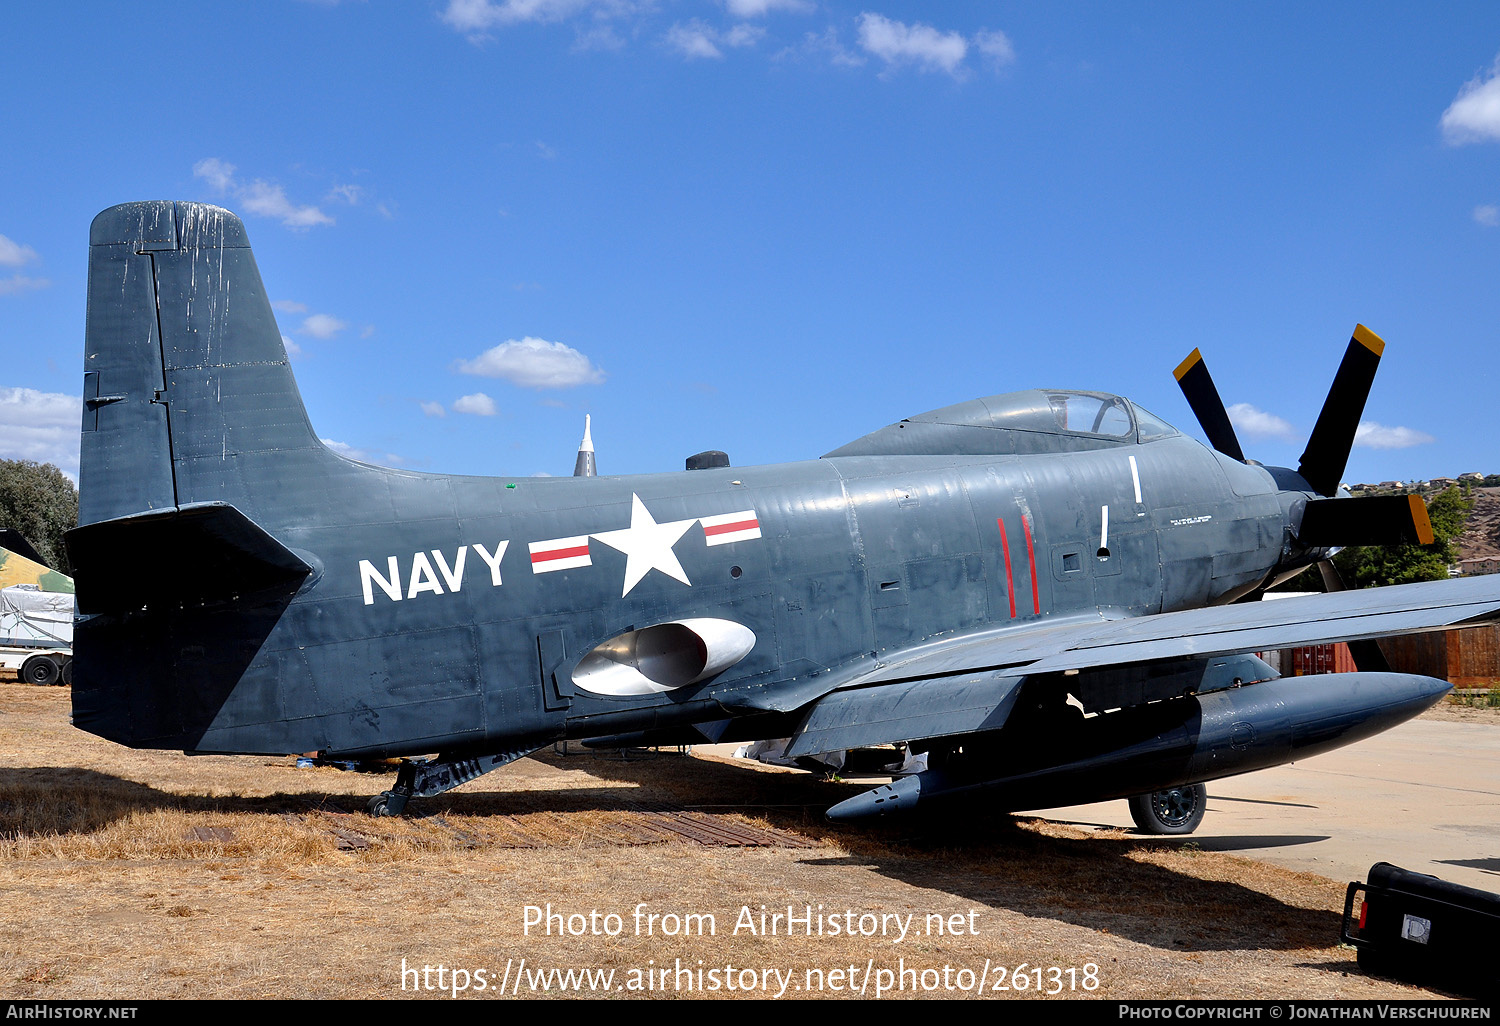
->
[366,794,394,817]
[1128,783,1208,835]
[60,659,73,687]
[20,654,60,687]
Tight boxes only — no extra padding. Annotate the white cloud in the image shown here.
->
[456,337,606,388]
[301,313,349,339]
[723,23,765,48]
[667,21,719,58]
[573,24,626,50]
[0,276,49,296]
[973,28,1015,68]
[193,158,334,229]
[442,0,631,34]
[281,335,304,360]
[240,181,335,229]
[1354,421,1434,450]
[725,0,811,15]
[321,438,406,466]
[857,12,968,77]
[0,234,39,268]
[1441,55,1500,145]
[796,26,864,67]
[0,387,82,479]
[420,401,447,418]
[1227,402,1296,441]
[1475,204,1500,227]
[193,157,237,193]
[453,392,499,416]
[327,184,364,205]
[666,19,763,59]
[275,303,363,345]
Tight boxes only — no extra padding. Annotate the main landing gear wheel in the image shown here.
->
[1128,783,1207,835]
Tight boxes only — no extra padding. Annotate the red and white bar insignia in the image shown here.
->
[700,510,761,547]
[529,535,592,573]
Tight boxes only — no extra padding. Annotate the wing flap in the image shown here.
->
[784,671,1025,757]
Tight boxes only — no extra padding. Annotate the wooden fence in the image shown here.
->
[1264,626,1500,686]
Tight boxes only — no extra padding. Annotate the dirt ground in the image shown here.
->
[0,682,1484,1001]
[1455,486,1500,561]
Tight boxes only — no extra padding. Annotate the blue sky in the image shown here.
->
[2,2,1498,487]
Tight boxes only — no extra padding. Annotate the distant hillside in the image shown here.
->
[1455,486,1500,561]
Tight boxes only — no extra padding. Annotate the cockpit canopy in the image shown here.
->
[824,389,1180,458]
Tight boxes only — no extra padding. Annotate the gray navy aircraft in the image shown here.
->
[66,201,1500,832]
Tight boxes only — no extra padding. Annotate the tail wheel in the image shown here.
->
[20,655,61,687]
[1128,783,1208,835]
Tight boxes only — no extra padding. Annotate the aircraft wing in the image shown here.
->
[773,575,1500,757]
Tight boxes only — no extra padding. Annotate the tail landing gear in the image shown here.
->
[1127,783,1208,835]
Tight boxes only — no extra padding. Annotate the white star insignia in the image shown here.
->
[590,493,698,597]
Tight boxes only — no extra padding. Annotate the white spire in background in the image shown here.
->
[573,415,597,477]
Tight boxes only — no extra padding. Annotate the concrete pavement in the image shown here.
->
[1035,717,1500,893]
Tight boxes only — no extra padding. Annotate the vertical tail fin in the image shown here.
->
[80,202,323,528]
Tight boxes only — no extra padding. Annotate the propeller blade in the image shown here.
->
[1315,558,1392,672]
[1297,324,1385,497]
[1173,348,1246,462]
[1296,494,1434,547]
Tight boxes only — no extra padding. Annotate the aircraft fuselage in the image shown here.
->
[75,429,1314,759]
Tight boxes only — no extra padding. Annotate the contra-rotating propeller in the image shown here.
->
[1172,324,1435,670]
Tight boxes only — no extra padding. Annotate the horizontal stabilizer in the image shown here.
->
[66,502,311,615]
[1297,494,1434,547]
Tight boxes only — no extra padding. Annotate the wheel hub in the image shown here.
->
[1151,787,1197,827]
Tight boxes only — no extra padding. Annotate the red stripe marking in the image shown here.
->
[703,518,758,537]
[1022,514,1040,615]
[531,544,589,564]
[997,518,1016,619]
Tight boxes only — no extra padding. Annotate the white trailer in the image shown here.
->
[0,585,73,685]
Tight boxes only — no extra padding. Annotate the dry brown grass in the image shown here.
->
[1421,695,1500,723]
[0,681,1453,1000]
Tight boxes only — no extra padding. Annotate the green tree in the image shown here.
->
[0,460,78,572]
[1328,486,1471,589]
